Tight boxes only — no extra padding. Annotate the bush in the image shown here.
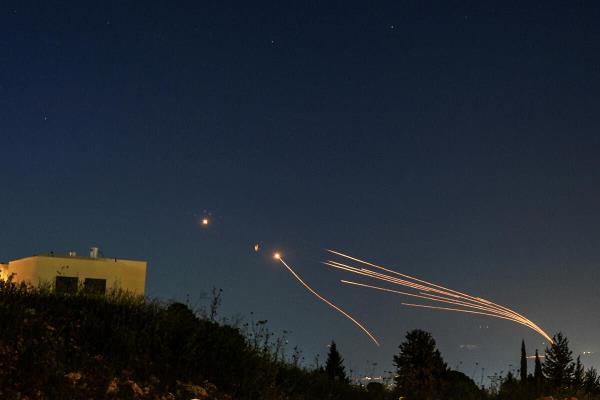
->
[0,278,368,400]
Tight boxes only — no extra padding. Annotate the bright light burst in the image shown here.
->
[274,254,380,346]
[325,250,553,344]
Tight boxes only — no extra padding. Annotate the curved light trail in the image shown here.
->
[326,250,553,344]
[276,255,380,346]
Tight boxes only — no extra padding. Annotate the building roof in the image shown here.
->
[7,253,146,264]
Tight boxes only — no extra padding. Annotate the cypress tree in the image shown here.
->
[584,367,599,395]
[520,340,528,383]
[325,341,349,383]
[573,355,584,391]
[534,349,543,385]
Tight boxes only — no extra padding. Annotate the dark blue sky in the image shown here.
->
[2,1,600,381]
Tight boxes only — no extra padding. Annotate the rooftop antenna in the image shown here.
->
[90,247,99,259]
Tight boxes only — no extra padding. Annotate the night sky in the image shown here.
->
[2,1,600,382]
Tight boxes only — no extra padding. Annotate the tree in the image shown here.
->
[584,367,599,397]
[573,355,584,391]
[497,371,520,400]
[324,341,349,383]
[366,382,385,400]
[543,332,574,393]
[520,340,528,383]
[442,370,483,400]
[393,329,447,400]
[534,349,544,389]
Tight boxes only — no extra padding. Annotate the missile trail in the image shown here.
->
[327,250,536,327]
[326,259,536,329]
[341,279,526,322]
[340,280,548,340]
[276,256,380,346]
[328,260,536,328]
[326,250,553,344]
[400,303,536,324]
[326,253,550,341]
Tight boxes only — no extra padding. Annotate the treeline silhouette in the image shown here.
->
[1,277,595,399]
[492,333,600,400]
[0,279,375,399]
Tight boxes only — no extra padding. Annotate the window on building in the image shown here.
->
[55,276,78,294]
[84,278,106,295]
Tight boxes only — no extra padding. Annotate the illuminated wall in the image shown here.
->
[2,255,147,295]
[0,263,7,281]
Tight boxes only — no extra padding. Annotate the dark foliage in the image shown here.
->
[495,336,600,400]
[534,348,543,390]
[325,341,349,383]
[365,382,386,400]
[393,329,447,400]
[393,329,483,400]
[584,367,600,397]
[543,332,574,394]
[520,340,527,383]
[574,355,585,391]
[441,370,483,400]
[0,279,368,400]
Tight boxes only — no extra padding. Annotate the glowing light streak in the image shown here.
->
[276,256,380,346]
[328,260,536,328]
[327,250,553,344]
[327,259,532,327]
[400,302,537,325]
[327,253,549,341]
[414,292,537,328]
[341,280,546,339]
[327,249,536,326]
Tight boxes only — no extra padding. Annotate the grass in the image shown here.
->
[0,278,371,400]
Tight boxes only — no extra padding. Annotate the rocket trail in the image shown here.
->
[400,303,538,324]
[340,280,548,341]
[326,253,549,341]
[326,250,553,344]
[327,250,535,325]
[341,279,527,323]
[276,256,380,346]
[327,260,536,328]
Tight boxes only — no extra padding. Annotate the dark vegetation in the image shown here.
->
[0,278,375,399]
[392,329,483,400]
[386,328,600,400]
[492,332,600,400]
[1,277,596,400]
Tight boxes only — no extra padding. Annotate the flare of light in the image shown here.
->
[400,302,535,325]
[340,280,538,330]
[327,249,536,325]
[327,252,550,342]
[327,250,553,344]
[201,218,209,225]
[276,256,380,346]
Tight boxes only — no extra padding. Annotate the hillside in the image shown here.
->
[0,279,368,400]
